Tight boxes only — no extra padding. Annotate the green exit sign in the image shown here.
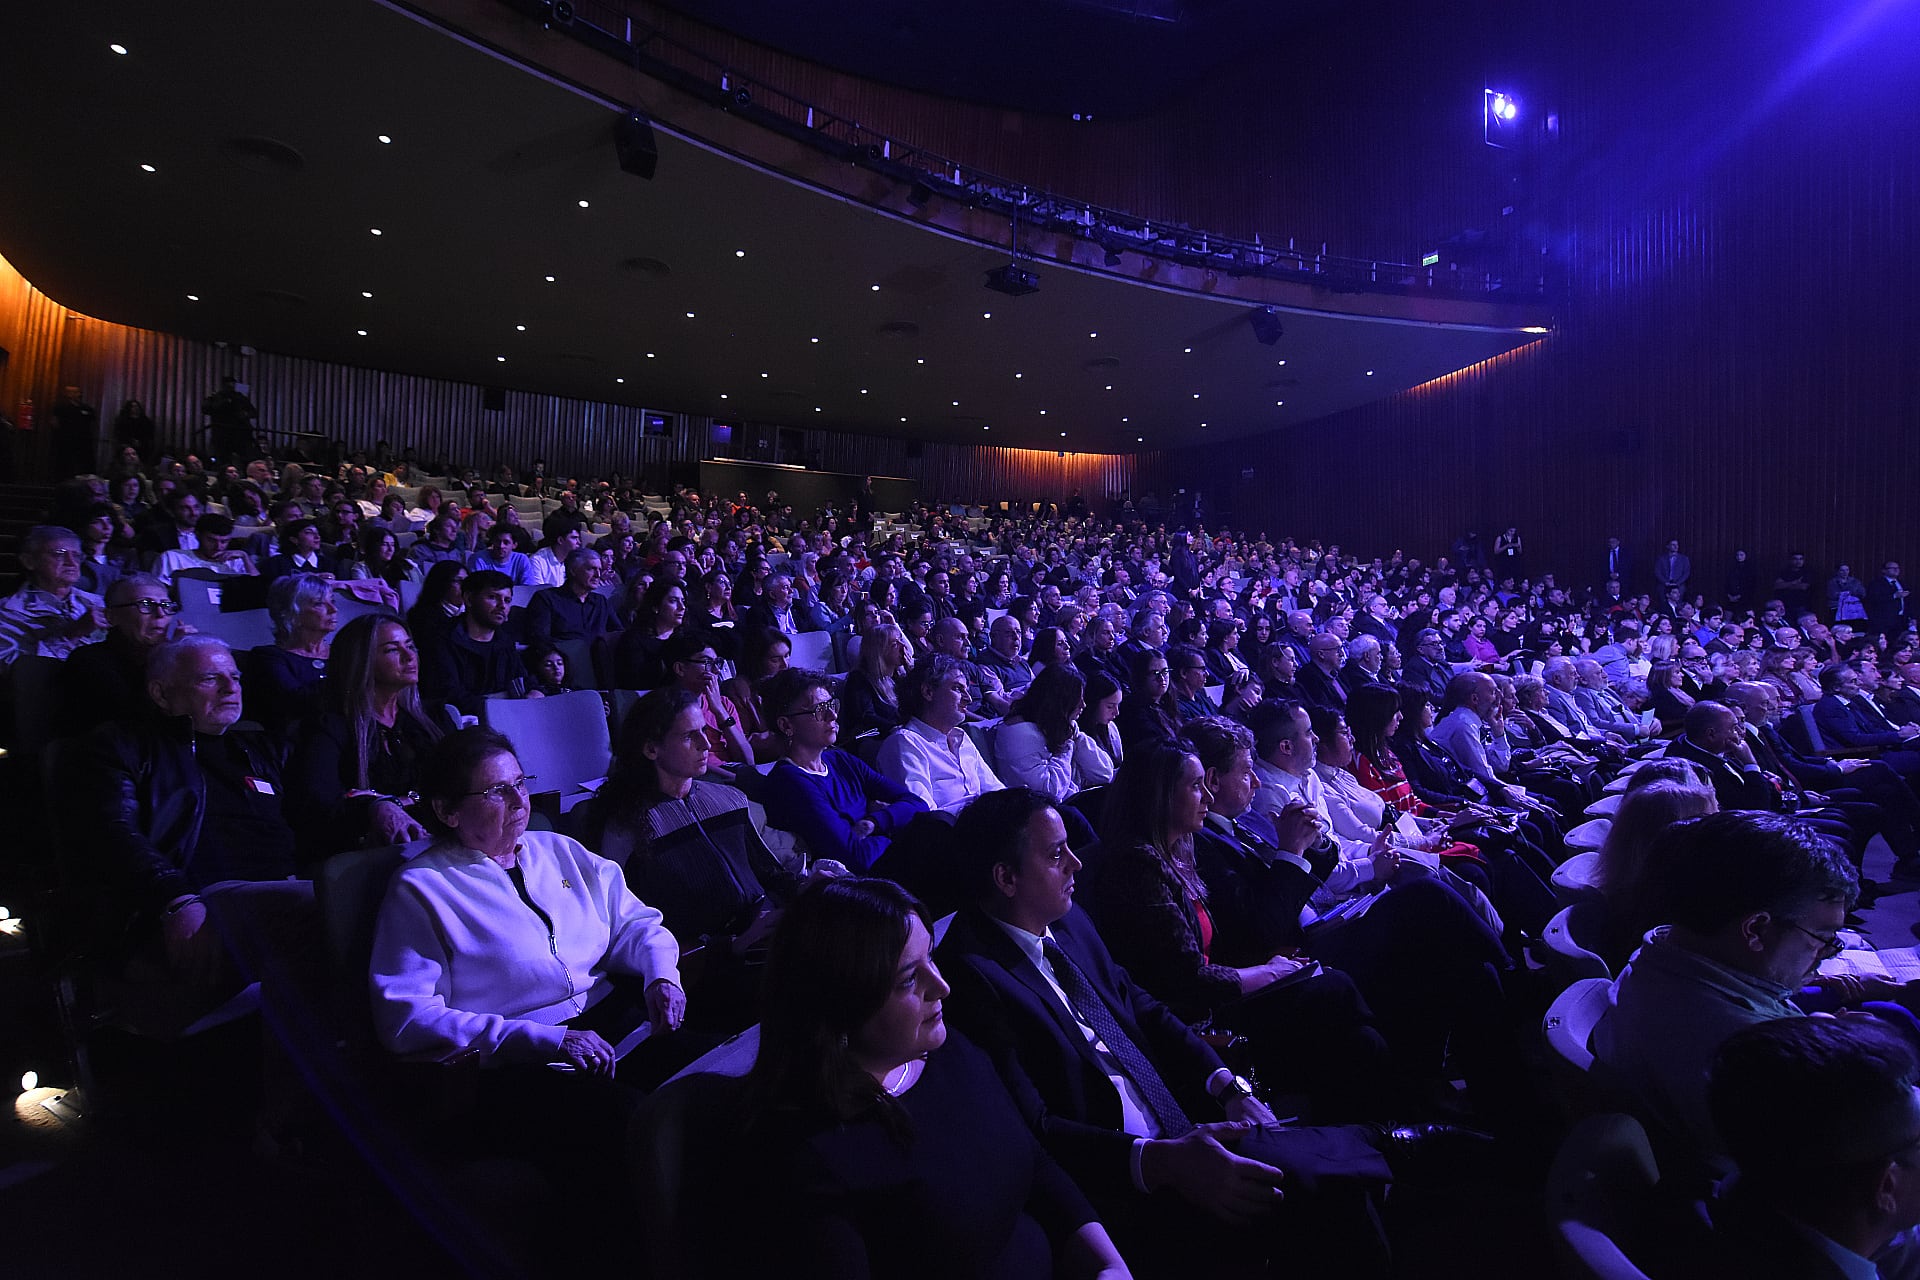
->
[1421,251,1441,267]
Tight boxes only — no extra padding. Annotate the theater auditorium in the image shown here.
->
[2,0,1918,1275]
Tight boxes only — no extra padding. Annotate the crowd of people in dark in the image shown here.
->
[6,426,1920,1277]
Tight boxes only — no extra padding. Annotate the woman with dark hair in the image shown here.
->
[1114,646,1180,757]
[1028,625,1074,673]
[368,727,685,1226]
[759,668,927,871]
[583,687,814,1033]
[1257,641,1303,705]
[112,397,158,462]
[1646,661,1694,734]
[720,624,793,762]
[1076,669,1125,779]
[742,876,1126,1279]
[994,664,1112,803]
[407,559,467,645]
[612,577,688,690]
[1202,617,1249,686]
[286,612,443,860]
[349,523,406,588]
[523,638,570,697]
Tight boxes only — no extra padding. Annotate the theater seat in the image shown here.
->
[635,1028,761,1279]
[479,690,613,812]
[1565,818,1611,853]
[1543,976,1613,1074]
[1542,902,1613,985]
[1545,1113,1663,1280]
[786,629,834,673]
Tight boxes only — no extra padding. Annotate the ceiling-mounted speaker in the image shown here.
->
[1249,306,1284,346]
[615,111,658,181]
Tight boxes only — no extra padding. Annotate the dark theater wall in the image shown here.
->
[1170,1,1920,582]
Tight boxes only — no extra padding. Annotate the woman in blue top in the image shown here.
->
[759,667,926,871]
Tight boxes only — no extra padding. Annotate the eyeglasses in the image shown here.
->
[677,656,723,669]
[787,698,840,721]
[1778,918,1846,960]
[466,775,535,803]
[115,598,183,616]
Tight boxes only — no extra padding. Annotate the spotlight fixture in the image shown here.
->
[614,110,659,180]
[1484,88,1525,148]
[984,263,1040,297]
[1249,306,1285,346]
[907,180,933,207]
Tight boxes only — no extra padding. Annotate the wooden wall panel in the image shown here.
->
[0,250,1154,504]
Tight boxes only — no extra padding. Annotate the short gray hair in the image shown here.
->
[147,633,233,686]
[268,573,335,644]
[1345,634,1381,663]
[21,525,80,558]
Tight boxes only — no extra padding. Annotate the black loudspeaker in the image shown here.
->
[905,440,923,459]
[483,386,506,411]
[615,112,658,181]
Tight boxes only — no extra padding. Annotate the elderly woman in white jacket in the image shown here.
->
[992,665,1115,804]
[368,727,685,1216]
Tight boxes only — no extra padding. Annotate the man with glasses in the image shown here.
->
[60,574,186,730]
[1593,810,1920,1169]
[0,525,107,671]
[58,634,313,998]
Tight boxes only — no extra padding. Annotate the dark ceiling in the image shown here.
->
[655,0,1344,117]
[0,0,1541,453]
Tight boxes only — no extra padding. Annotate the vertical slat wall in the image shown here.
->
[0,251,1155,503]
[1168,4,1920,579]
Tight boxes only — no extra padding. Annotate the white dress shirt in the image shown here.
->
[1249,757,1377,896]
[875,716,1005,813]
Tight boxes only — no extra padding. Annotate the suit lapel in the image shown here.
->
[961,908,1109,1072]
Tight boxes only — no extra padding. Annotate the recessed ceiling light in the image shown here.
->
[951,400,960,406]
[139,163,155,173]
[1366,369,1374,376]
[1014,372,1023,379]
[760,372,769,378]
[577,199,590,208]
[686,312,696,319]
[734,249,745,258]
[369,228,382,236]
[810,337,819,344]
[544,275,556,283]
[1089,332,1098,338]
[983,425,990,431]
[1039,410,1048,415]
[496,356,506,362]
[1060,431,1067,438]
[356,329,368,336]
[870,284,880,292]
[1200,422,1208,427]
[1184,347,1192,353]
[185,294,199,301]
[377,134,392,145]
[1277,359,1287,366]
[515,324,526,332]
[361,290,373,298]
[616,377,625,384]
[814,407,822,413]
[860,388,868,394]
[1276,400,1285,406]
[982,312,992,319]
[1137,436,1144,442]
[1105,385,1112,391]
[720,394,728,399]
[1192,393,1200,399]
[916,358,925,365]
[1122,417,1129,422]
[899,416,908,423]
[646,352,655,358]
[109,43,128,55]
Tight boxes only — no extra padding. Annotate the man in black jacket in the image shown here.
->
[58,634,314,996]
[422,569,534,715]
[1669,702,1868,869]
[936,788,1394,1279]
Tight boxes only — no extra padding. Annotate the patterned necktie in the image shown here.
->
[1041,937,1193,1137]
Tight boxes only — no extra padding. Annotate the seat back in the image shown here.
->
[510,584,541,612]
[786,630,834,673]
[1544,1113,1663,1280]
[1543,903,1613,985]
[1786,704,1828,754]
[553,637,602,691]
[1543,976,1613,1073]
[631,1067,754,1279]
[1551,850,1606,906]
[316,839,435,981]
[12,653,67,757]
[478,690,613,810]
[1565,817,1612,853]
[200,609,274,650]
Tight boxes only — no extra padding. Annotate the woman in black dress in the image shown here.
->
[744,876,1130,1279]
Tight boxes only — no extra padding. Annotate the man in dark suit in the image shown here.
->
[1653,539,1692,597]
[1698,1018,1920,1280]
[1296,631,1349,710]
[935,789,1394,1278]
[1401,628,1453,704]
[1599,535,1632,591]
[1726,681,1920,877]
[1867,560,1912,643]
[1670,702,1869,870]
[1813,663,1920,787]
[738,571,821,637]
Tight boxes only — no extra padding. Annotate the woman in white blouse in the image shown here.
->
[992,665,1114,804]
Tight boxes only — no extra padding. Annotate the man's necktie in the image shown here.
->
[1042,937,1192,1137]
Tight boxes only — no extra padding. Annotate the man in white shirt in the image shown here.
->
[1243,699,1396,905]
[526,522,583,589]
[876,654,1004,813]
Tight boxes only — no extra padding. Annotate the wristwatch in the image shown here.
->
[1215,1074,1256,1105]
